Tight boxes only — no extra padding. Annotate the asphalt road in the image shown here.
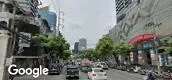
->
[14,69,144,80]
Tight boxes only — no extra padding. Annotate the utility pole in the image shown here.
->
[10,4,17,57]
[153,22,162,73]
[57,8,64,36]
[3,1,17,80]
[146,15,162,74]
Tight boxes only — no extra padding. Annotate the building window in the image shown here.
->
[117,14,126,23]
[137,0,140,4]
[0,2,3,12]
[6,4,13,13]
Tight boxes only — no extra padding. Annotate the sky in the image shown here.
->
[39,0,116,49]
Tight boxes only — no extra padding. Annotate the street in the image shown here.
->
[14,69,144,80]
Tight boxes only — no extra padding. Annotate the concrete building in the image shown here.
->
[108,0,172,65]
[115,0,132,23]
[15,0,39,16]
[79,38,87,52]
[0,0,49,79]
[110,0,172,43]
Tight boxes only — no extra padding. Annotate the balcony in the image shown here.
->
[0,12,42,28]
[0,0,10,3]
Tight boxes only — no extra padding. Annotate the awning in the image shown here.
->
[129,34,157,44]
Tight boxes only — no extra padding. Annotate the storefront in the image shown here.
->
[12,56,44,68]
[129,34,158,65]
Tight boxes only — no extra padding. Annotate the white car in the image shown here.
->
[94,62,108,70]
[88,68,108,80]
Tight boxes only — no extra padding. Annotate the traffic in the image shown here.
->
[47,59,172,80]
[62,59,109,80]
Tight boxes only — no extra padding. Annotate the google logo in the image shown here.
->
[8,64,49,78]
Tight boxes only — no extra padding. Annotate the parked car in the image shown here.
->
[126,65,134,72]
[48,64,61,75]
[94,62,109,70]
[88,68,108,80]
[126,64,141,73]
[138,69,147,75]
[121,65,127,71]
[106,61,116,68]
[65,65,79,79]
[116,64,126,71]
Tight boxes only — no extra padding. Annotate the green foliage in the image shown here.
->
[62,50,71,60]
[95,36,114,60]
[113,43,132,56]
[167,38,172,47]
[95,36,132,60]
[32,34,70,59]
[76,36,132,61]
[77,49,96,60]
[165,37,172,54]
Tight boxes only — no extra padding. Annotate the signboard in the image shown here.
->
[18,32,31,47]
[130,52,134,62]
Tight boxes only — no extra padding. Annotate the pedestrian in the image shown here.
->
[146,70,156,80]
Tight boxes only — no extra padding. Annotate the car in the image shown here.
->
[88,68,108,80]
[126,66,134,72]
[80,65,92,73]
[48,64,61,75]
[94,62,109,70]
[65,65,79,79]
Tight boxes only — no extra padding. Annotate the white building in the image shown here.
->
[108,0,172,65]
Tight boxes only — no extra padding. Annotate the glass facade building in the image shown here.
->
[38,7,57,33]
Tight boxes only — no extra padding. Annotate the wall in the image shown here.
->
[109,0,172,43]
[15,0,39,16]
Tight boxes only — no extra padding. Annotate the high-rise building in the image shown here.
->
[108,0,172,65]
[79,38,87,52]
[38,6,57,35]
[116,0,132,14]
[73,42,79,54]
[115,0,132,23]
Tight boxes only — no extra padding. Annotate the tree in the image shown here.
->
[32,34,70,59]
[95,36,114,61]
[165,37,172,54]
[112,43,132,64]
[62,50,71,60]
[113,43,132,56]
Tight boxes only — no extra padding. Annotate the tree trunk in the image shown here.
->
[114,55,119,65]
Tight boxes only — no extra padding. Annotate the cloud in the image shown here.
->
[41,0,116,49]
